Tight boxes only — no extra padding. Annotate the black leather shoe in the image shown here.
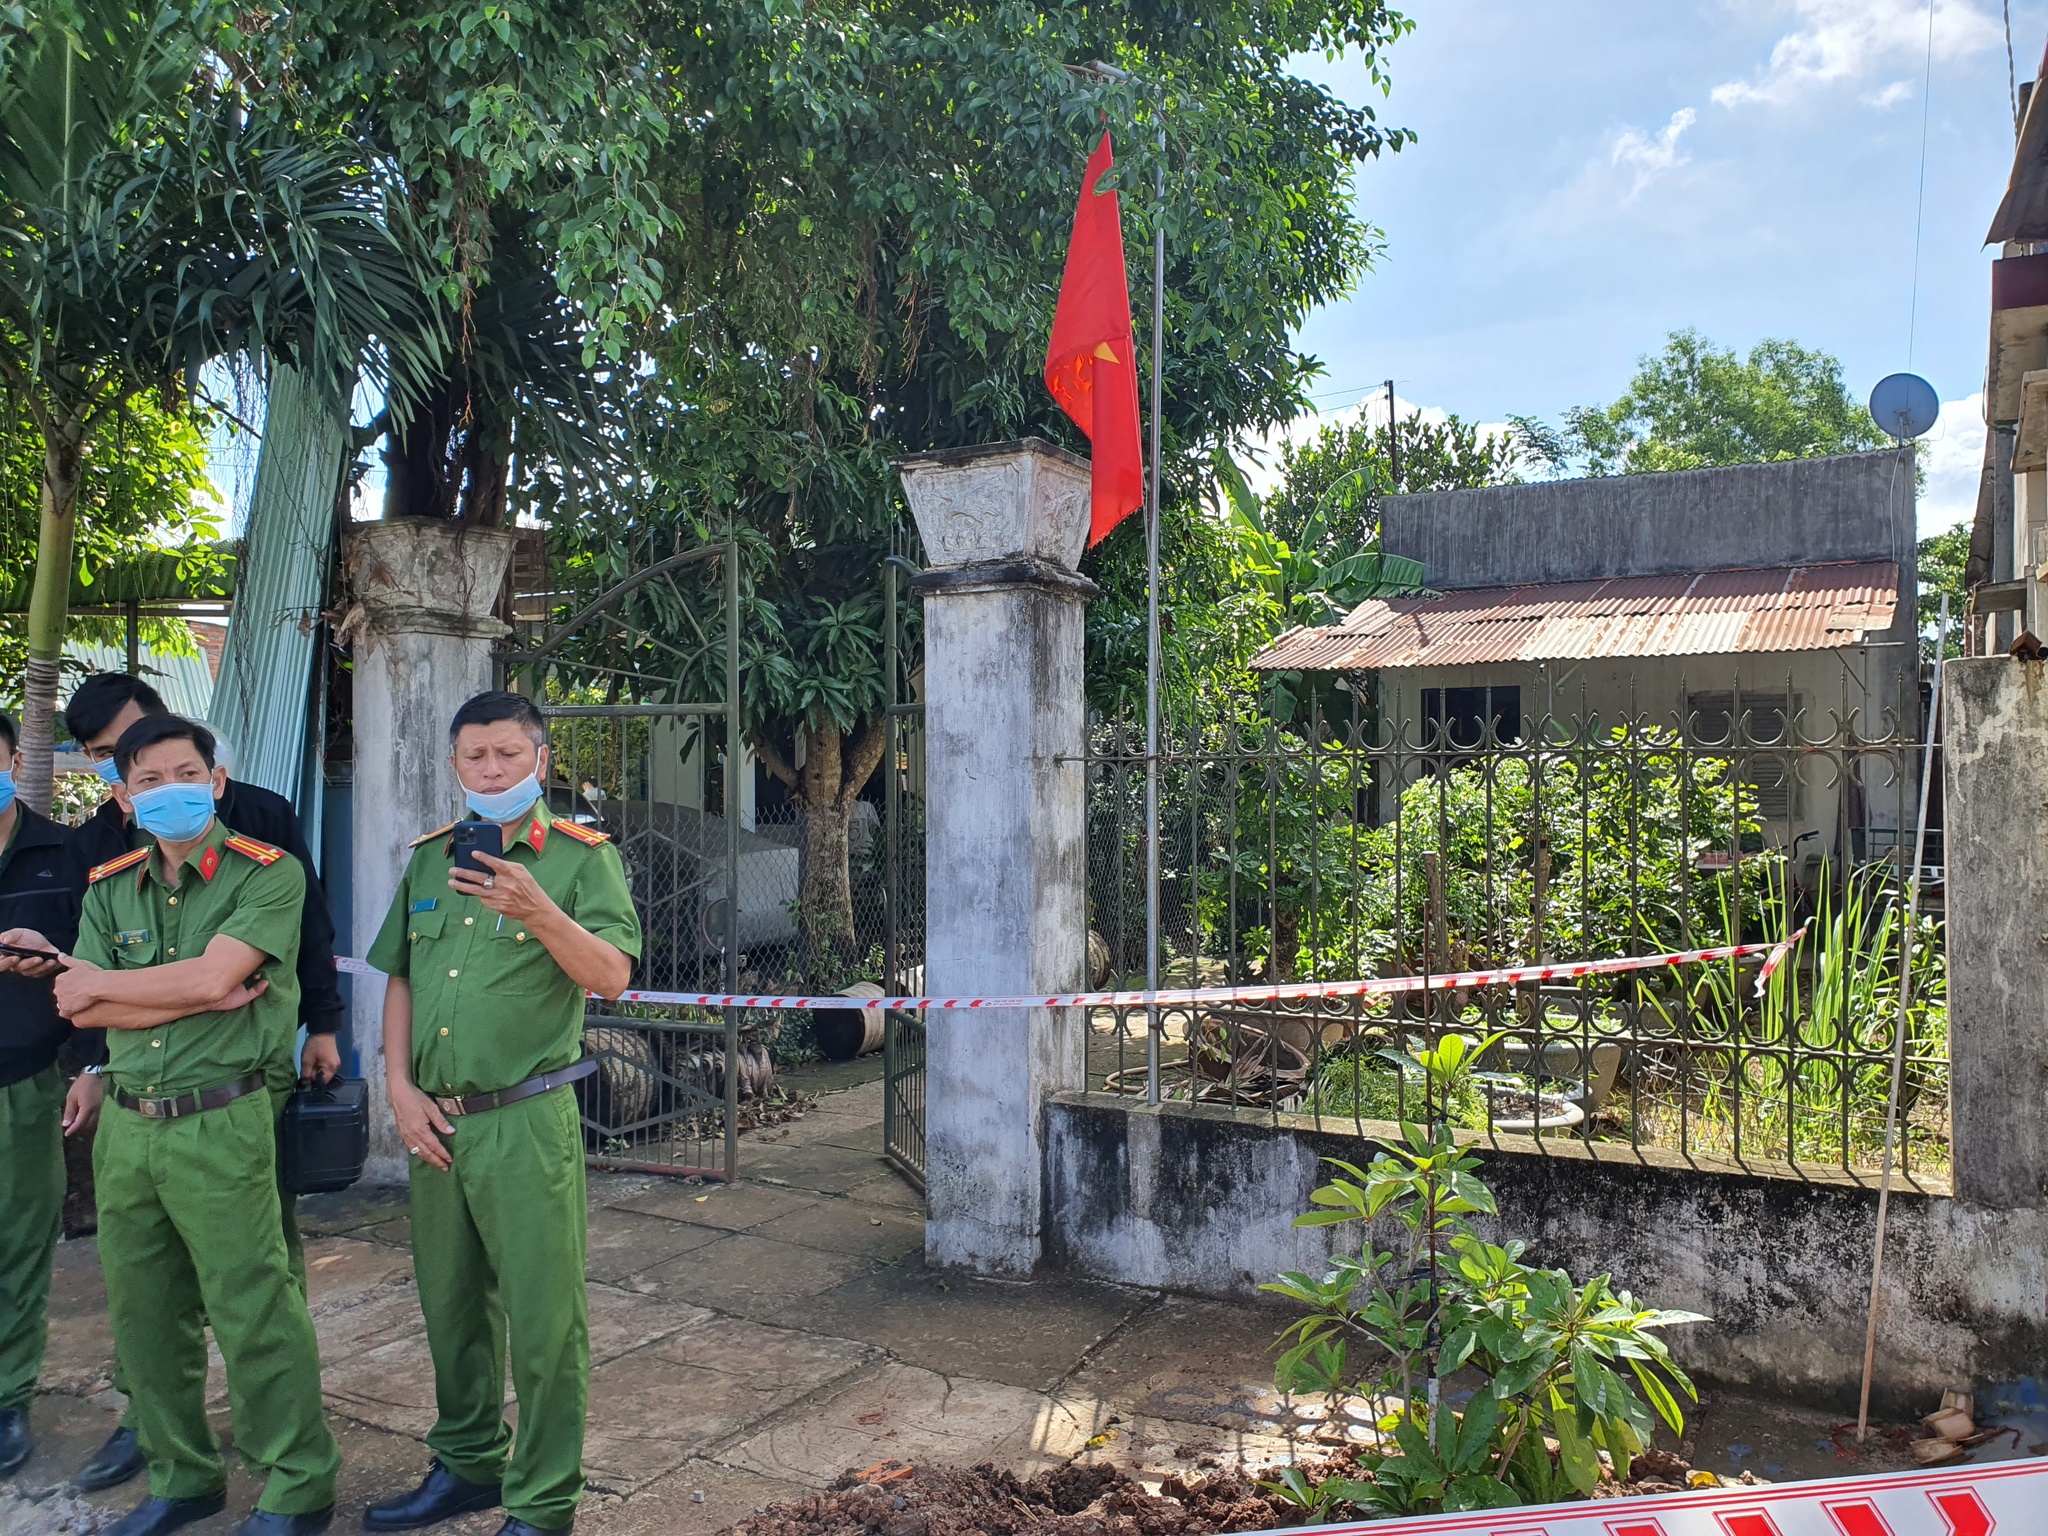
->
[235,1507,336,1536]
[0,1406,30,1478]
[363,1461,502,1531]
[75,1424,147,1491]
[105,1492,229,1536]
[495,1520,566,1536]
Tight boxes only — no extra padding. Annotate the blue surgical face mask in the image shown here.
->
[129,782,217,842]
[93,756,123,786]
[465,773,543,823]
[0,768,14,815]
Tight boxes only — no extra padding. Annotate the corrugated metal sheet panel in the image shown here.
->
[1248,561,1900,672]
[208,365,349,810]
[64,641,216,720]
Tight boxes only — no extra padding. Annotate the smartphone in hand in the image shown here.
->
[451,821,503,877]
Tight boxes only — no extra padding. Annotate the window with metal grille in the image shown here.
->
[1685,691,1799,824]
[1422,686,1523,750]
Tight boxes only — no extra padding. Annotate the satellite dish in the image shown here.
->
[1868,373,1939,441]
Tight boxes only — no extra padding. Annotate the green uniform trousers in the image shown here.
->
[110,1145,305,1429]
[0,1068,65,1412]
[95,1088,338,1514]
[411,1086,588,1530]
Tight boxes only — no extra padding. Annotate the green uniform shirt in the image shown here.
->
[75,820,305,1097]
[367,802,641,1098]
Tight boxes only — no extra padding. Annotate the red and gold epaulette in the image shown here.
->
[224,833,285,867]
[410,822,458,849]
[553,820,611,847]
[88,847,150,884]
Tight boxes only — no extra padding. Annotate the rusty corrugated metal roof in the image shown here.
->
[1248,562,1900,672]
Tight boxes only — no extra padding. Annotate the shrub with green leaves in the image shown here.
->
[1265,1113,1705,1514]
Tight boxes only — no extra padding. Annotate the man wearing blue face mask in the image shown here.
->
[55,714,336,1536]
[360,692,639,1536]
[0,708,101,1479]
[61,673,347,1495]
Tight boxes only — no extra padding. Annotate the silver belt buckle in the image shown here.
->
[436,1096,465,1118]
[138,1098,163,1118]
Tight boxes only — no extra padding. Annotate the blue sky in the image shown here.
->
[1280,0,2048,532]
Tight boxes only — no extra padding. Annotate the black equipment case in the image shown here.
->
[278,1077,370,1194]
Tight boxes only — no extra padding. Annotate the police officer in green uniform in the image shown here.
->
[0,707,103,1478]
[55,715,338,1536]
[363,692,639,1536]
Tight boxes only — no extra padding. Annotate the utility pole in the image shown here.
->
[1385,379,1400,491]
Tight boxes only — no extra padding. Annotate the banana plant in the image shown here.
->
[1212,449,1426,723]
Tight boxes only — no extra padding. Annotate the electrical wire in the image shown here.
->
[2007,0,2019,131]
[1906,0,1937,370]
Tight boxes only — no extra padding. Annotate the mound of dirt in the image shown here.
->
[714,1446,1745,1536]
[716,1460,1294,1536]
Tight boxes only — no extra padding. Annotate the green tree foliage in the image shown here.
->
[1521,329,1888,478]
[545,0,1418,961]
[1,0,428,808]
[1917,521,1968,657]
[0,389,224,696]
[240,0,667,524]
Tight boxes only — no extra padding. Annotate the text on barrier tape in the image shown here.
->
[1261,1456,2037,1534]
[334,925,1805,1011]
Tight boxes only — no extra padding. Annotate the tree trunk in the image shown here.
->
[382,367,513,526]
[20,413,86,815]
[756,715,891,971]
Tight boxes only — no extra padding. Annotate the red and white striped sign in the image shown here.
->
[335,928,1803,1013]
[1281,1459,2034,1536]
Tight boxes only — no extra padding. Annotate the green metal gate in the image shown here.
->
[500,543,746,1181]
[881,549,926,1187]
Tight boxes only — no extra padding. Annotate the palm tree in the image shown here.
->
[0,0,433,809]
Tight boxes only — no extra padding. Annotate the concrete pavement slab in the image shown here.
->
[727,1361,1105,1484]
[745,1203,925,1263]
[586,1282,713,1364]
[781,1264,1154,1391]
[610,1180,822,1232]
[839,1172,925,1213]
[586,1206,731,1284]
[583,1456,812,1536]
[626,1234,878,1323]
[740,1143,891,1197]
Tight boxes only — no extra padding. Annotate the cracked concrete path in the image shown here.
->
[13,1072,1303,1535]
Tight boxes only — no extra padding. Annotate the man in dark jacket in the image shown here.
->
[0,708,102,1477]
[59,674,345,1492]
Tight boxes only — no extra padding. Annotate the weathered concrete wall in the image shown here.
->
[1945,656,2048,1209]
[1382,451,1917,594]
[1043,1095,2048,1415]
[898,440,1096,1276]
[345,520,517,1180]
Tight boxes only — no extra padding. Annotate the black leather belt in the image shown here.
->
[433,1057,597,1119]
[116,1073,267,1121]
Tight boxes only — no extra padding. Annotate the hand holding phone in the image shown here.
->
[450,821,503,877]
[0,932,63,978]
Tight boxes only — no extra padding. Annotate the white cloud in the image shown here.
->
[1712,0,2000,110]
[1915,390,1984,536]
[1863,79,1915,109]
[1610,108,1698,197]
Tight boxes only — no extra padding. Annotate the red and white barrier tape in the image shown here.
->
[335,926,1805,1010]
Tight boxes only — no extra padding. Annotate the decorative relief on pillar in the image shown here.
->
[896,439,1093,572]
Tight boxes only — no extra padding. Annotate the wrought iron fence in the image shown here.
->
[500,539,929,1179]
[1084,672,1949,1180]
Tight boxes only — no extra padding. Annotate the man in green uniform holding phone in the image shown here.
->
[57,714,337,1536]
[362,692,639,1536]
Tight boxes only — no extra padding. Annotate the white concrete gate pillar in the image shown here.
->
[344,519,519,1179]
[896,440,1096,1275]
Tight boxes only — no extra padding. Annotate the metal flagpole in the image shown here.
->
[1145,120,1165,1107]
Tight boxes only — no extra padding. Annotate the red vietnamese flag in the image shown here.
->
[1045,131,1145,546]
